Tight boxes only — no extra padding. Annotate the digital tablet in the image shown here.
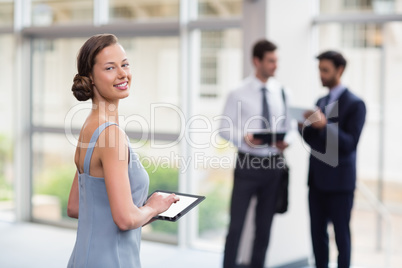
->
[252,132,286,145]
[289,107,310,123]
[147,190,206,222]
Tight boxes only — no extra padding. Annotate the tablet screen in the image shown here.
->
[147,191,206,221]
[158,192,198,218]
[289,107,310,123]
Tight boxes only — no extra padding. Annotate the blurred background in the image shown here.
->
[0,0,401,267]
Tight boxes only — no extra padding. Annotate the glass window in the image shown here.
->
[32,38,87,130]
[109,0,179,22]
[32,133,76,223]
[200,31,223,97]
[31,132,180,243]
[31,36,181,241]
[381,22,402,212]
[0,34,15,221]
[118,37,180,134]
[342,24,382,48]
[136,142,179,242]
[317,22,402,267]
[197,0,242,18]
[200,30,242,98]
[32,36,180,135]
[192,29,242,249]
[0,0,13,27]
[31,0,93,26]
[320,0,400,15]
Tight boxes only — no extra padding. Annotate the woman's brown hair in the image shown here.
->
[72,34,118,101]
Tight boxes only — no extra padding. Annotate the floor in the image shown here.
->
[1,210,401,268]
[0,196,401,268]
[0,221,222,268]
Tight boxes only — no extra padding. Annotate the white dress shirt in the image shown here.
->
[328,84,347,104]
[219,75,292,156]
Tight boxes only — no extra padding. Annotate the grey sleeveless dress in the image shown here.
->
[68,122,149,268]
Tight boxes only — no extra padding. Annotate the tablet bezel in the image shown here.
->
[252,132,286,145]
[147,190,206,222]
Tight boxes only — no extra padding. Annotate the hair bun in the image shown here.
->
[72,74,93,101]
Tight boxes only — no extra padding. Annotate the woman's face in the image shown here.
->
[91,43,132,102]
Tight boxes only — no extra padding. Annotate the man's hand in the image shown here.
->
[304,109,327,129]
[273,140,289,152]
[245,133,264,146]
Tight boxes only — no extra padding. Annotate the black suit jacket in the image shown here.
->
[301,89,366,192]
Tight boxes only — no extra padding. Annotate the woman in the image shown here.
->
[67,34,179,268]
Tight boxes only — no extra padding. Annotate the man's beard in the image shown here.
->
[322,77,336,88]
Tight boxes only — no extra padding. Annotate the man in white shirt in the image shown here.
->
[219,39,291,268]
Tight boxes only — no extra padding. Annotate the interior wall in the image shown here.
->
[266,0,316,266]
[237,0,315,266]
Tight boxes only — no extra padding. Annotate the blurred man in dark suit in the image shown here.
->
[300,51,366,268]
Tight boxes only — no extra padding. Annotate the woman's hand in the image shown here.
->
[144,192,180,216]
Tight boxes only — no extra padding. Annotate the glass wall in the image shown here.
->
[32,133,76,222]
[316,21,402,268]
[138,142,180,242]
[109,0,179,22]
[31,36,181,241]
[31,0,93,26]
[24,0,243,248]
[32,38,84,129]
[32,37,92,224]
[32,36,180,129]
[118,37,180,134]
[0,0,13,26]
[191,29,242,249]
[121,36,181,242]
[5,1,402,266]
[320,0,402,15]
[0,34,15,221]
[197,0,242,18]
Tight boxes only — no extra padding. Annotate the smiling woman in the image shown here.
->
[88,44,131,102]
[66,34,179,268]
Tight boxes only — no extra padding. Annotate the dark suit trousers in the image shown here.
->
[223,153,282,268]
[309,188,354,268]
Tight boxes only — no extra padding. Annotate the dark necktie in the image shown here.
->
[261,87,270,130]
[321,94,330,113]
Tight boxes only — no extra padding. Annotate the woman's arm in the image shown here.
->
[67,171,79,219]
[100,125,179,231]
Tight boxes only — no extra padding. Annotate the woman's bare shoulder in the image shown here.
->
[77,117,114,145]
